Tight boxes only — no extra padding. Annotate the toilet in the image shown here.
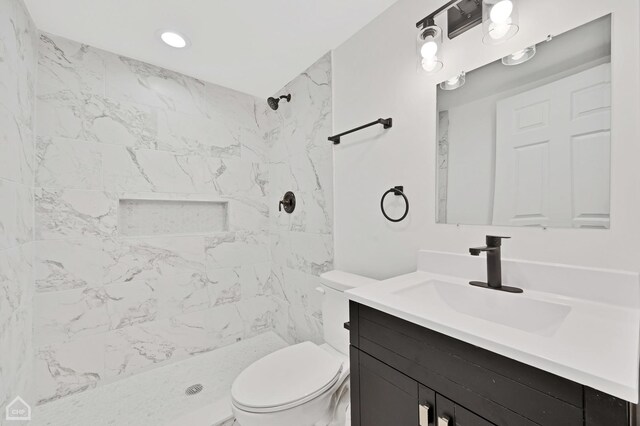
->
[231,271,377,426]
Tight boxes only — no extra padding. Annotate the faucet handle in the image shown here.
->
[486,235,510,247]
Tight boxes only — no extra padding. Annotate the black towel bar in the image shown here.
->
[328,118,392,145]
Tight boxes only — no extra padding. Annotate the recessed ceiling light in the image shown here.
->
[160,31,189,49]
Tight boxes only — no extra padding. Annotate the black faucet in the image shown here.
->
[469,236,523,293]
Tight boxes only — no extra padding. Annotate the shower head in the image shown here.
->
[267,94,291,110]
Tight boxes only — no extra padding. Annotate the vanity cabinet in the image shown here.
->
[349,302,631,426]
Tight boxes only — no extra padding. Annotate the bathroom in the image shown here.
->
[0,0,638,424]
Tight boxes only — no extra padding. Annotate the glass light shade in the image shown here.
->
[439,72,466,90]
[482,0,519,45]
[417,25,443,74]
[421,58,443,73]
[502,45,536,65]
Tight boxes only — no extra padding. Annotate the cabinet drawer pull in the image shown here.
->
[419,403,430,426]
[437,415,450,426]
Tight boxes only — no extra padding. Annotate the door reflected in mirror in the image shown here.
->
[436,15,611,229]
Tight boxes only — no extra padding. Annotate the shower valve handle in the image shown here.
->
[279,191,296,214]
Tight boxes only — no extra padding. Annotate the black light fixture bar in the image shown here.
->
[328,118,392,145]
[416,0,482,39]
[416,0,459,29]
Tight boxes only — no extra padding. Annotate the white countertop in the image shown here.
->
[346,251,640,403]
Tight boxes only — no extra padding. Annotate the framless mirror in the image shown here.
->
[436,15,611,228]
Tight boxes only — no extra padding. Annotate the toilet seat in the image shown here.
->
[231,342,344,413]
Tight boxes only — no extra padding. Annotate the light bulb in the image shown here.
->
[502,45,536,66]
[490,0,513,23]
[421,58,438,72]
[439,72,466,90]
[160,31,188,48]
[420,40,438,59]
[489,21,511,40]
[510,49,526,61]
[417,25,443,74]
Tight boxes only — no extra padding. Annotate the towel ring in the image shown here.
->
[380,186,409,223]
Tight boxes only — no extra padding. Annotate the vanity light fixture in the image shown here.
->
[417,22,444,74]
[482,0,519,45]
[415,0,522,74]
[160,31,189,49]
[502,45,536,65]
[439,71,466,90]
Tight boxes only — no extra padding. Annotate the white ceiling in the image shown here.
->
[24,0,399,98]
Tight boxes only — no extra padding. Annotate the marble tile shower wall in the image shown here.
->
[32,33,278,405]
[0,0,37,419]
[267,54,334,344]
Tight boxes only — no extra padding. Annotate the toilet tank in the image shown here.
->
[319,271,378,355]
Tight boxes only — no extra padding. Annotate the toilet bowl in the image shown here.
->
[231,271,377,426]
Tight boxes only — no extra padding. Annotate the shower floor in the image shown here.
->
[32,332,288,426]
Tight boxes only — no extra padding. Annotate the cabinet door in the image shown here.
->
[436,394,496,426]
[358,351,420,426]
[419,385,437,426]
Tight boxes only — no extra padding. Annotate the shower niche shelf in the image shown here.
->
[119,198,228,237]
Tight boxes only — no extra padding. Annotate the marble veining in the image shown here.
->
[0,179,33,250]
[0,107,34,186]
[104,281,158,330]
[226,196,269,232]
[156,108,242,158]
[34,238,109,292]
[207,267,243,306]
[34,287,110,346]
[205,231,270,269]
[37,89,158,149]
[37,34,105,97]
[0,0,37,417]
[267,53,334,345]
[105,55,210,117]
[0,245,32,330]
[35,188,118,240]
[103,236,205,285]
[35,338,104,405]
[35,136,102,190]
[437,111,449,223]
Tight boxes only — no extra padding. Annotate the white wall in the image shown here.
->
[333,0,640,279]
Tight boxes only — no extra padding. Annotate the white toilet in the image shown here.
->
[231,271,377,426]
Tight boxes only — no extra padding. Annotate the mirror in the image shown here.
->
[436,15,611,229]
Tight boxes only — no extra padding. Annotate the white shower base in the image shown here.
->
[32,332,288,426]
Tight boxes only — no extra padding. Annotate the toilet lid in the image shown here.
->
[231,342,343,412]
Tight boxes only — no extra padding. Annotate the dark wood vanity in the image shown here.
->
[348,302,631,426]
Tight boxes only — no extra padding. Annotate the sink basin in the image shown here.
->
[393,280,572,336]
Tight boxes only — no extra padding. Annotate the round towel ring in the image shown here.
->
[380,186,409,223]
